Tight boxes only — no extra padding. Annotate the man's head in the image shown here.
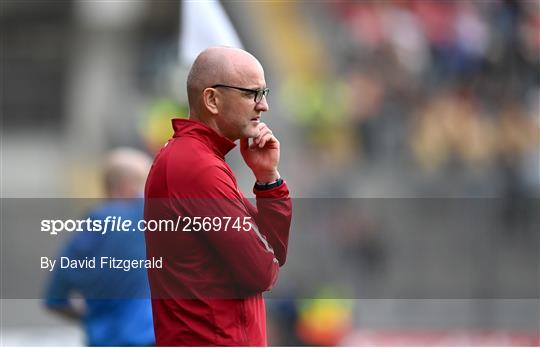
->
[186,46,269,141]
[103,147,151,199]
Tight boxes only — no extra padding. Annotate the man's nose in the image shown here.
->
[255,96,269,112]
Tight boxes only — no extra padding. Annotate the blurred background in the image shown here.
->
[1,0,539,346]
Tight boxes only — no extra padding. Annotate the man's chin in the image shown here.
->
[243,127,260,140]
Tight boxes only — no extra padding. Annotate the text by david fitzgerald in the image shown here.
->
[41,256,163,272]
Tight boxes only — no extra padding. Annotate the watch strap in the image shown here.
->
[254,177,284,190]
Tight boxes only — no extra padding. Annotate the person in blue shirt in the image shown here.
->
[44,148,155,346]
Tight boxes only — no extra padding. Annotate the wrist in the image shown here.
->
[254,170,280,183]
[254,177,283,191]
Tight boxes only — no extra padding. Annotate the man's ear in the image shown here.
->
[203,88,219,115]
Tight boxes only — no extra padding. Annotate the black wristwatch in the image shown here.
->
[254,177,283,190]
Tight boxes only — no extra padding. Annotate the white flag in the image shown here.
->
[180,1,244,66]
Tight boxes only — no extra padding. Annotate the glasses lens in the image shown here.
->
[255,89,269,103]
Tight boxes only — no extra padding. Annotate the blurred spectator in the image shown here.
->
[139,98,187,154]
[296,295,354,346]
[44,148,155,346]
[267,295,354,347]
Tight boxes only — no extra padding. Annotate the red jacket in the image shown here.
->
[144,119,292,346]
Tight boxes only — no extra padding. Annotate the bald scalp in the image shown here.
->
[186,47,260,114]
[104,147,151,196]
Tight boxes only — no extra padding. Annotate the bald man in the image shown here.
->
[144,47,292,346]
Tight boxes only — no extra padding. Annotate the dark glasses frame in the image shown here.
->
[212,84,270,103]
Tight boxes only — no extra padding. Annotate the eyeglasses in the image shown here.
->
[212,84,270,104]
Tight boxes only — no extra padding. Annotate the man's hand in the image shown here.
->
[240,122,280,183]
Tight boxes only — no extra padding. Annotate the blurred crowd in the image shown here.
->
[281,0,539,196]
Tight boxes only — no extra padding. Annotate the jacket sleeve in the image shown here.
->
[250,183,292,266]
[172,165,292,294]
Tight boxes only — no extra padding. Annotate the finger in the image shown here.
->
[257,122,268,132]
[259,133,275,148]
[250,136,262,149]
[256,128,273,144]
[249,134,264,150]
[255,124,270,142]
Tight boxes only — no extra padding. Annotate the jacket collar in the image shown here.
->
[172,118,236,158]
